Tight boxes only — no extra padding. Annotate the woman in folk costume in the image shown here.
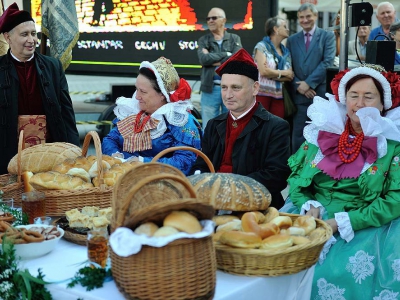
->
[281,64,400,299]
[102,57,202,175]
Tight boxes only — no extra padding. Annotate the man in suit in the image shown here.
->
[348,26,370,62]
[286,3,336,153]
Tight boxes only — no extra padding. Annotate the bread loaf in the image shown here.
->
[92,162,138,187]
[53,156,92,173]
[8,143,81,174]
[29,171,94,190]
[188,173,271,211]
[163,211,202,234]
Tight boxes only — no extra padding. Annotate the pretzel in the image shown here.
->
[22,230,45,243]
[0,231,27,244]
[0,220,12,232]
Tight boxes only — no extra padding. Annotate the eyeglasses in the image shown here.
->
[206,16,224,21]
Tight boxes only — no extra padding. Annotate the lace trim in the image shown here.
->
[335,212,354,242]
[300,200,326,217]
[112,94,193,139]
[318,236,337,265]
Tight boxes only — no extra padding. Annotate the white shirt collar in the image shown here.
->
[230,100,257,121]
[10,51,35,62]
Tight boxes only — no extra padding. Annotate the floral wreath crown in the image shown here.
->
[330,64,400,111]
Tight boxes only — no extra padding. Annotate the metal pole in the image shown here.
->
[339,0,350,70]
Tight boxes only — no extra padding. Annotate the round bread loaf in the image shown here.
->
[134,222,159,237]
[188,173,271,211]
[8,143,81,174]
[163,211,202,234]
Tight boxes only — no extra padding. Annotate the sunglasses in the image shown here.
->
[206,16,224,21]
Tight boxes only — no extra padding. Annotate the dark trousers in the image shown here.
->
[291,102,310,154]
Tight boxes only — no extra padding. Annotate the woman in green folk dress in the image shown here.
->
[281,65,400,299]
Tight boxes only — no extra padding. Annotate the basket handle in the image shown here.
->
[81,131,105,188]
[151,146,215,173]
[16,130,26,183]
[115,173,197,228]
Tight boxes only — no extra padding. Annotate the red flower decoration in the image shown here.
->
[382,71,400,110]
[169,78,191,102]
[330,69,351,101]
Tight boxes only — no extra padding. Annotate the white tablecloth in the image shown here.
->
[21,239,314,300]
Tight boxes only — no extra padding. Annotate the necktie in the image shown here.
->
[305,32,311,51]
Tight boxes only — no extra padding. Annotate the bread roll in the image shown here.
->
[66,168,91,183]
[260,234,293,250]
[101,155,122,167]
[291,236,311,245]
[293,216,317,235]
[29,171,94,190]
[69,214,89,228]
[91,216,109,230]
[263,207,279,223]
[308,227,326,241]
[212,230,225,243]
[163,211,202,234]
[88,161,111,178]
[216,219,242,232]
[134,222,159,237]
[241,212,279,239]
[22,171,34,192]
[65,209,80,221]
[98,207,112,222]
[188,173,271,211]
[281,226,306,236]
[213,215,240,226]
[153,226,179,237]
[269,216,292,229]
[53,156,92,174]
[8,143,81,174]
[92,163,134,187]
[219,231,262,249]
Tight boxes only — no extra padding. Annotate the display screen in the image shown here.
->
[24,0,270,76]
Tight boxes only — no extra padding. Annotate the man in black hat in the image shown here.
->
[190,48,291,209]
[0,3,79,175]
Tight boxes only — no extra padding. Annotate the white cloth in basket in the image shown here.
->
[110,220,215,257]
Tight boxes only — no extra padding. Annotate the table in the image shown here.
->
[21,239,314,300]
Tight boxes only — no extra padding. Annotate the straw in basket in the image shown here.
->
[111,172,217,300]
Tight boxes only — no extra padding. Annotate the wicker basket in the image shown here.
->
[53,217,88,246]
[1,131,26,206]
[40,131,112,216]
[151,146,215,173]
[215,213,333,277]
[111,172,217,300]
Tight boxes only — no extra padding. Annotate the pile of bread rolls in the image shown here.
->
[134,210,203,238]
[21,154,141,191]
[213,208,326,251]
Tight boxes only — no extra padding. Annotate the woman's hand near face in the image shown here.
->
[325,218,338,234]
[306,204,321,218]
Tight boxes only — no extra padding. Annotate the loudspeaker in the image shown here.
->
[111,85,136,103]
[349,2,373,27]
[366,40,396,71]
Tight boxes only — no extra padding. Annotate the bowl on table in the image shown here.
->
[13,224,65,259]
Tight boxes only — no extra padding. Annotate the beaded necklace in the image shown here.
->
[338,118,364,163]
[134,111,151,133]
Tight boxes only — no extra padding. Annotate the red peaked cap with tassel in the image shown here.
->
[0,2,34,34]
[216,48,259,82]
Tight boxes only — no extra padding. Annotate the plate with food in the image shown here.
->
[54,206,111,245]
[0,222,64,259]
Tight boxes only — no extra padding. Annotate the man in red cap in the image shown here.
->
[190,48,291,209]
[0,3,79,175]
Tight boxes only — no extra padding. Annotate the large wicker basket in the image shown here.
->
[1,131,26,206]
[215,212,333,277]
[39,131,112,216]
[111,172,217,300]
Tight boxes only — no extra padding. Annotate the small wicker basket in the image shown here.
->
[215,213,333,277]
[111,172,217,300]
[40,131,113,216]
